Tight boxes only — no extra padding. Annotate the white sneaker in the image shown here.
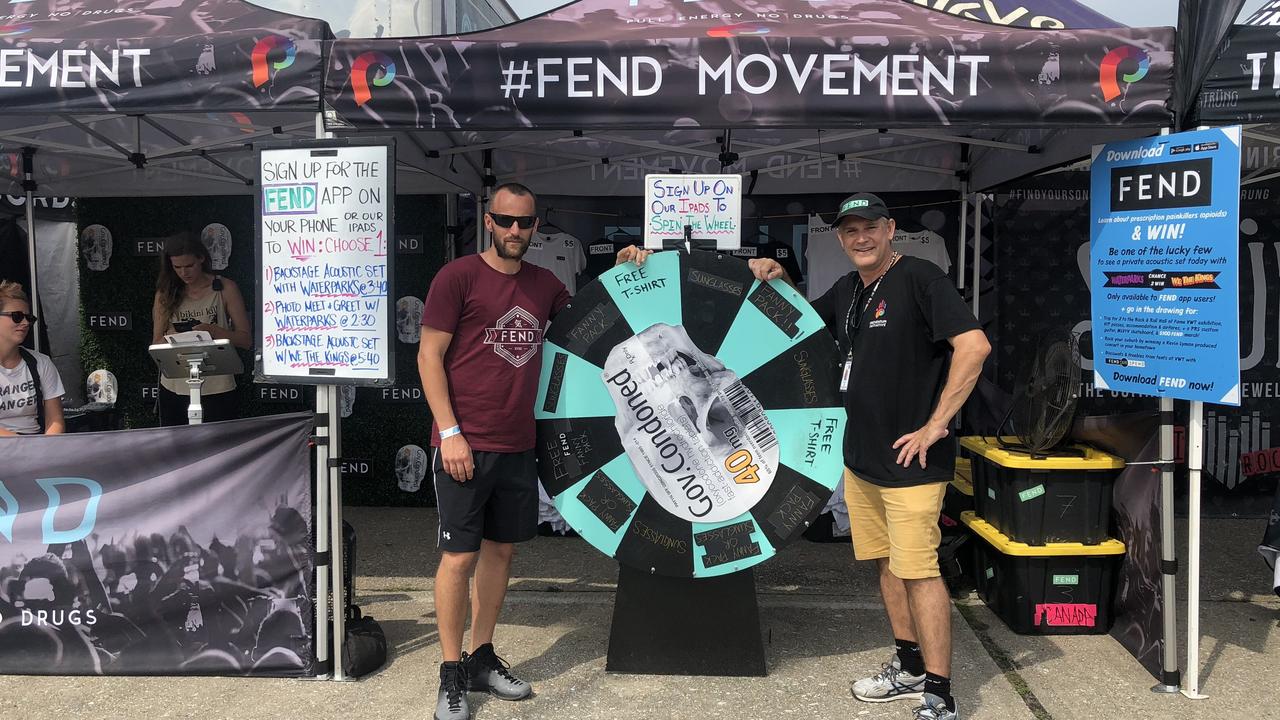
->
[851,655,926,703]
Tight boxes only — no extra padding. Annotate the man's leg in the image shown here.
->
[882,481,954,716]
[904,576,952,677]
[469,539,515,650]
[846,471,925,703]
[878,557,917,643]
[462,450,537,701]
[436,550,480,662]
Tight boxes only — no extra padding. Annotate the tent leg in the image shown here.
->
[22,147,40,353]
[970,193,982,317]
[314,383,332,680]
[1152,396,1180,694]
[328,385,349,681]
[1182,400,1207,699]
[957,182,968,291]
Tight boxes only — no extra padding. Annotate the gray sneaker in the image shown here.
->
[913,692,959,720]
[851,656,926,703]
[435,661,470,720]
[463,643,533,701]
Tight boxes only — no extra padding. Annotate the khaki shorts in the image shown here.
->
[843,468,947,580]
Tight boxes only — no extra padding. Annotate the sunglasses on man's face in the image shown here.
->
[487,212,537,230]
[2,311,37,324]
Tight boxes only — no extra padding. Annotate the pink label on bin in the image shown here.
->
[1034,603,1097,627]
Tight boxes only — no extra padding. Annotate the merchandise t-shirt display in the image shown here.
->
[806,218,954,299]
[895,229,952,274]
[524,230,587,294]
[422,254,570,452]
[729,239,803,285]
[811,256,980,488]
[582,237,637,281]
[0,348,66,434]
[805,214,845,300]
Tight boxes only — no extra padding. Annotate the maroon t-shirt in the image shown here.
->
[422,254,570,452]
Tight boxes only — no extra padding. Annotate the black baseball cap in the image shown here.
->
[834,192,890,223]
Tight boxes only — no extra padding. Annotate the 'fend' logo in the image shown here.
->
[1100,46,1149,102]
[252,35,296,87]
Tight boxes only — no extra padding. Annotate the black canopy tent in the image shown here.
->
[322,0,1174,199]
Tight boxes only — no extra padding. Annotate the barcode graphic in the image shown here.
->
[723,380,777,452]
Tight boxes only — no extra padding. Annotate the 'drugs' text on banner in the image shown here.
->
[0,413,314,677]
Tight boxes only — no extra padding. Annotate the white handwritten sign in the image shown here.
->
[643,173,741,250]
[256,142,395,385]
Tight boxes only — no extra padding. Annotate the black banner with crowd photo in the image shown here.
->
[0,413,312,675]
[76,195,448,507]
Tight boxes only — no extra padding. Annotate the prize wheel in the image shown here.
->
[535,250,846,578]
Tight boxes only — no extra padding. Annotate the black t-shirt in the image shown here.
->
[582,238,637,281]
[729,240,803,284]
[811,256,980,488]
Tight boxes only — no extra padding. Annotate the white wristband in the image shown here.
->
[439,425,461,440]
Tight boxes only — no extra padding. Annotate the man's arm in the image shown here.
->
[417,328,473,481]
[892,328,991,469]
[42,397,65,435]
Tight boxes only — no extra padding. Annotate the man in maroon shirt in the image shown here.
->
[419,183,569,720]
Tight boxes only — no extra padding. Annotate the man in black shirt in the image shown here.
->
[743,193,989,720]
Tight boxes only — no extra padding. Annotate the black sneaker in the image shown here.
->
[462,643,532,701]
[435,661,470,720]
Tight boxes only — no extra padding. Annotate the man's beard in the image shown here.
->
[494,235,529,260]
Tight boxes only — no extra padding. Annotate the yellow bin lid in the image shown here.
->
[959,436,1125,471]
[961,512,1126,556]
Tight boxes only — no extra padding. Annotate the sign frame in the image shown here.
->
[1089,126,1241,405]
[254,137,397,387]
[642,173,742,251]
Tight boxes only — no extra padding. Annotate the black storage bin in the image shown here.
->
[960,436,1123,545]
[963,511,1123,635]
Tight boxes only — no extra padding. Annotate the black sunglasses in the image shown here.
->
[487,212,537,229]
[2,311,37,324]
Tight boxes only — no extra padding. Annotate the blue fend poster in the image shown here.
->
[1090,127,1241,406]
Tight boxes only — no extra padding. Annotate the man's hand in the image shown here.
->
[748,258,786,282]
[892,422,950,469]
[615,245,653,266]
[440,433,474,482]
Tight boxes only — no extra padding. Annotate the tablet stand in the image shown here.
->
[148,338,243,424]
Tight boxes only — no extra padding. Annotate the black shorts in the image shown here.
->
[432,448,539,552]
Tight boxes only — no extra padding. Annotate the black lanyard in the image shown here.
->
[842,254,899,357]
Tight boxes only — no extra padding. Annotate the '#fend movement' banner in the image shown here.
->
[0,413,314,676]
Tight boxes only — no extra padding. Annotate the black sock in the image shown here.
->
[924,672,955,712]
[894,638,924,675]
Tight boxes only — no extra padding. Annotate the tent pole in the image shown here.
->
[1151,396,1180,694]
[970,193,982,317]
[314,111,349,681]
[309,110,336,681]
[957,182,969,291]
[21,147,40,353]
[1151,125,1180,696]
[1183,400,1206,699]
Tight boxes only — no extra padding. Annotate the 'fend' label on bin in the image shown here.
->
[1018,484,1046,502]
[985,567,994,579]
[987,488,996,500]
[1034,603,1097,627]
[1052,574,1080,586]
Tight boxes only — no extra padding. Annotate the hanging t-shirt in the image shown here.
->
[0,348,66,434]
[729,239,803,284]
[895,229,952,274]
[804,214,850,301]
[582,237,637,282]
[524,230,587,295]
[811,257,980,488]
[422,254,570,453]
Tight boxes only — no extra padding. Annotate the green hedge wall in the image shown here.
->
[78,195,447,506]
